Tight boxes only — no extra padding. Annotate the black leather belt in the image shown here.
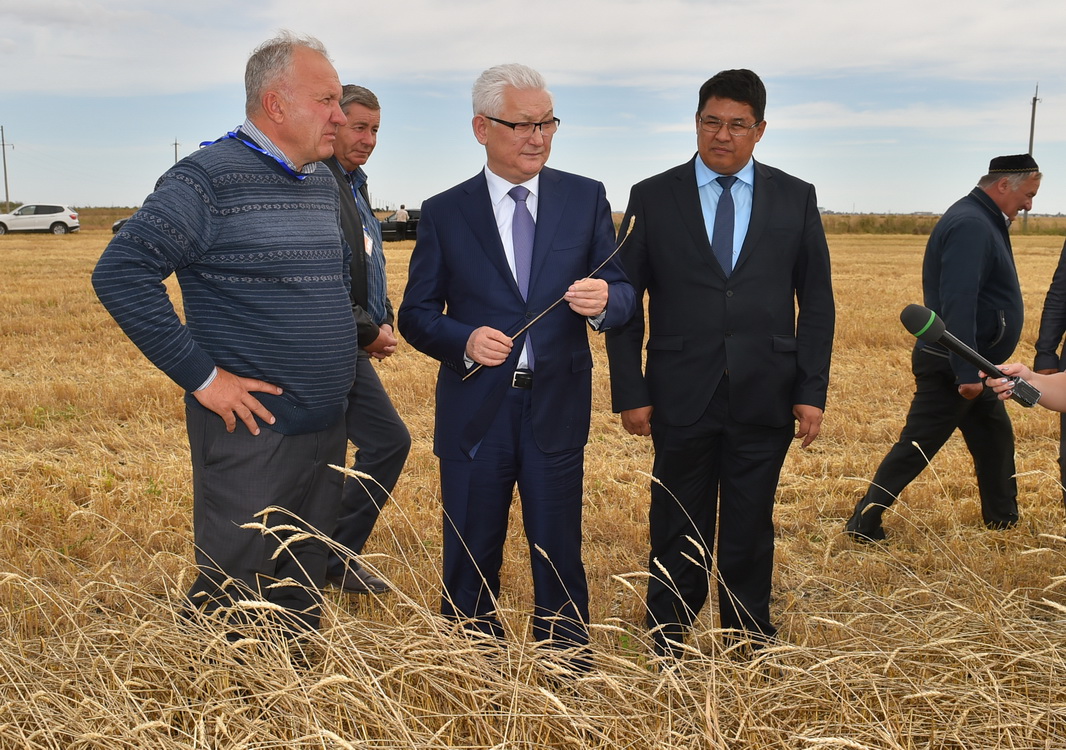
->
[511,369,533,389]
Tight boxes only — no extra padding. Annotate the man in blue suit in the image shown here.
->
[398,63,635,660]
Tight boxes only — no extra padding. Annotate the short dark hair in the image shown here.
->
[697,69,766,123]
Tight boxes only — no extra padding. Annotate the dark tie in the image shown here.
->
[712,175,737,277]
[509,185,535,299]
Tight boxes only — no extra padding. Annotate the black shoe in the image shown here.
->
[325,562,389,595]
[844,506,886,543]
[984,519,1018,531]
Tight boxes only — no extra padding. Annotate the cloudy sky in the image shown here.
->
[2,0,1065,215]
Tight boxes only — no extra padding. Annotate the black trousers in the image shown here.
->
[1058,412,1066,500]
[327,351,411,577]
[646,377,792,652]
[855,348,1018,528]
[185,405,347,634]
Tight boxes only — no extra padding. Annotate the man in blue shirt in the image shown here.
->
[324,85,410,595]
[606,69,835,658]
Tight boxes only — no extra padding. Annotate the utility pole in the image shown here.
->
[173,138,180,164]
[1,126,11,214]
[1028,84,1039,156]
[1023,84,1040,231]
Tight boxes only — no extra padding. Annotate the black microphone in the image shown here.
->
[899,304,1040,408]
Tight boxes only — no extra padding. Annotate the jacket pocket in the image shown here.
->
[772,335,798,352]
[647,335,684,351]
[571,348,593,373]
[989,309,1007,348]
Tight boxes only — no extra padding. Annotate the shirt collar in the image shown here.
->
[695,155,755,189]
[240,118,318,175]
[345,164,369,191]
[484,165,540,207]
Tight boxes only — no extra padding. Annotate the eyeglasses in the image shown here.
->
[485,116,560,138]
[698,117,762,137]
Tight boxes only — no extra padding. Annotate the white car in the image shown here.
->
[0,204,80,235]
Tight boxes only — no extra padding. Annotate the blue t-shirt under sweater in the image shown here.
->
[92,136,358,435]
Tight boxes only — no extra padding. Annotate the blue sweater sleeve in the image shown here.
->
[91,165,218,392]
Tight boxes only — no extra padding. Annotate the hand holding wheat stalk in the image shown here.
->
[462,215,635,382]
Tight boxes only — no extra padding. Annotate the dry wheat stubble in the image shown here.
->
[1,227,1065,748]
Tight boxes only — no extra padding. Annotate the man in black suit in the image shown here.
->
[846,155,1040,542]
[324,85,410,594]
[605,69,835,657]
[1033,239,1066,507]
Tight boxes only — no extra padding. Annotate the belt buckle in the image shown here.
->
[511,369,532,389]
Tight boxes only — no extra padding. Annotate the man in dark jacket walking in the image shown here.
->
[846,154,1041,542]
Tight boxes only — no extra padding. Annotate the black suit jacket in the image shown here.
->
[325,157,395,348]
[1034,239,1066,372]
[606,156,835,429]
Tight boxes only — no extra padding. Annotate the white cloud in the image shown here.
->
[3,0,1065,94]
[2,0,1065,212]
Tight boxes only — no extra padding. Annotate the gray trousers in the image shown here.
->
[327,351,411,577]
[185,404,347,634]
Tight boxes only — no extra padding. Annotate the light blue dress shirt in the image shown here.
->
[695,156,756,271]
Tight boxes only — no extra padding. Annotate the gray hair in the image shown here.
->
[977,170,1043,190]
[471,64,552,117]
[245,31,330,117]
[340,84,380,113]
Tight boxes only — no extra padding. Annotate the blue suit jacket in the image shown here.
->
[398,166,635,459]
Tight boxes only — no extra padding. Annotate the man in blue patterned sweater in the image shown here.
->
[92,32,356,637]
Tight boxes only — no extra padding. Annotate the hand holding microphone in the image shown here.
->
[899,304,1040,408]
[983,362,1037,401]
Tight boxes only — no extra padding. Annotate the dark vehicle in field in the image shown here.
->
[380,208,420,242]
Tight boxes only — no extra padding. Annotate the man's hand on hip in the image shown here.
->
[193,366,280,435]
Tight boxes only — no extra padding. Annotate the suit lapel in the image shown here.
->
[458,173,524,300]
[733,160,772,275]
[529,167,567,294]
[671,157,720,275]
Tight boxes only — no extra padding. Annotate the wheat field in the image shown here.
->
[1,223,1066,749]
